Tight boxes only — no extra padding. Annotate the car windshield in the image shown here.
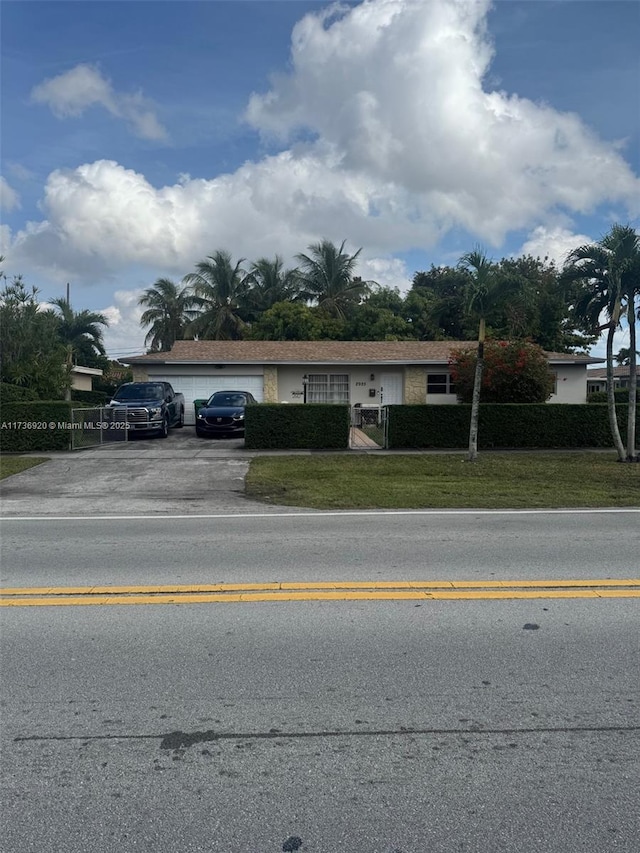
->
[207,393,246,407]
[115,384,164,401]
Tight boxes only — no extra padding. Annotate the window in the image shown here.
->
[427,373,455,395]
[308,374,349,403]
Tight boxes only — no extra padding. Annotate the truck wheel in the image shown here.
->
[175,407,184,428]
[159,416,169,438]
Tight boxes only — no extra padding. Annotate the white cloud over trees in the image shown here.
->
[6,0,639,297]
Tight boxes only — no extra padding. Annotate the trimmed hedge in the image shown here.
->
[387,403,639,449]
[587,389,632,404]
[245,404,350,449]
[0,383,33,403]
[0,402,73,451]
[71,389,108,406]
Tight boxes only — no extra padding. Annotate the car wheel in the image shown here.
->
[175,407,184,428]
[195,426,206,438]
[158,416,169,439]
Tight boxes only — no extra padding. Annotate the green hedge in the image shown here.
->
[245,404,350,449]
[194,399,208,416]
[387,403,639,449]
[0,383,33,403]
[587,389,631,403]
[71,389,108,406]
[0,402,73,452]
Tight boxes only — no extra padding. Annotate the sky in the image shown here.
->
[1,0,639,361]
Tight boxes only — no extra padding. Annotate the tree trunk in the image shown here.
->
[626,294,638,460]
[468,319,485,462]
[606,309,626,462]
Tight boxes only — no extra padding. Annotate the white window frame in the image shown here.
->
[307,373,349,404]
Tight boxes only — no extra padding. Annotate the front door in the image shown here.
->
[380,372,403,405]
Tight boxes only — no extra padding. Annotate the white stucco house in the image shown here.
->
[70,365,103,392]
[122,341,603,426]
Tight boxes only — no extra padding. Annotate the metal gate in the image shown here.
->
[70,407,130,450]
[350,405,388,449]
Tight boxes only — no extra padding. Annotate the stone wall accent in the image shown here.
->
[404,366,427,403]
[131,366,149,382]
[263,366,278,403]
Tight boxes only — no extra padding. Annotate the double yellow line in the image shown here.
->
[2,579,640,607]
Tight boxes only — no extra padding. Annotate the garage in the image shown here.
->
[152,374,264,425]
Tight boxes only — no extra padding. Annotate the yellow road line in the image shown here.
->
[2,583,640,606]
[2,579,639,597]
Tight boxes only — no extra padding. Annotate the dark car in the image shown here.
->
[195,390,257,438]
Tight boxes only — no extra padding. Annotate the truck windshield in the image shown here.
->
[115,384,165,401]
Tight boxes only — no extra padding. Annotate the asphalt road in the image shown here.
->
[2,444,639,852]
[2,595,639,852]
[1,510,639,588]
[2,512,640,852]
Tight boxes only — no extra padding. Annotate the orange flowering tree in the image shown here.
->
[449,341,555,404]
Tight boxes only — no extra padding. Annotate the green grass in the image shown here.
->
[0,456,49,480]
[245,452,640,509]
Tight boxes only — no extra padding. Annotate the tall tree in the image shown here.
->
[245,256,303,319]
[0,277,67,398]
[615,347,640,366]
[138,277,197,352]
[562,224,639,461]
[296,239,374,319]
[458,247,521,462]
[184,250,252,340]
[48,297,109,369]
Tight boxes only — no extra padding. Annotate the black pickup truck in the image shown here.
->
[108,381,185,438]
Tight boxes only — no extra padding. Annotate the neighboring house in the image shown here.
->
[587,366,639,395]
[122,341,602,426]
[70,365,103,392]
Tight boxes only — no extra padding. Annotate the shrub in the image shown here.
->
[71,389,108,407]
[245,404,350,449]
[0,402,73,451]
[0,382,32,403]
[587,389,630,403]
[450,341,555,403]
[386,403,638,449]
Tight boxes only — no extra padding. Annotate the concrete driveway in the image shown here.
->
[0,428,296,517]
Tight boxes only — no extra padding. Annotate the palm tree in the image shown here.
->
[48,297,109,401]
[184,250,251,340]
[295,239,374,319]
[245,256,303,318]
[563,224,639,461]
[49,297,109,365]
[615,347,640,366]
[138,277,197,352]
[458,248,524,462]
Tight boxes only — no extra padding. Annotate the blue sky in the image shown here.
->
[1,0,638,359]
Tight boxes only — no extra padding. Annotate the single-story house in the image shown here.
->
[587,366,639,394]
[122,341,603,426]
[70,365,103,392]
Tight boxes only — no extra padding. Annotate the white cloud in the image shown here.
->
[246,0,639,242]
[0,177,20,212]
[7,0,640,300]
[30,64,167,141]
[518,225,593,268]
[100,289,147,358]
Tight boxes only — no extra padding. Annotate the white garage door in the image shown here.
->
[153,375,264,425]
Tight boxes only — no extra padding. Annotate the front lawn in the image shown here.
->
[245,452,640,509]
[0,456,49,480]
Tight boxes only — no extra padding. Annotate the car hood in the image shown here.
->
[199,406,245,417]
[110,398,163,407]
